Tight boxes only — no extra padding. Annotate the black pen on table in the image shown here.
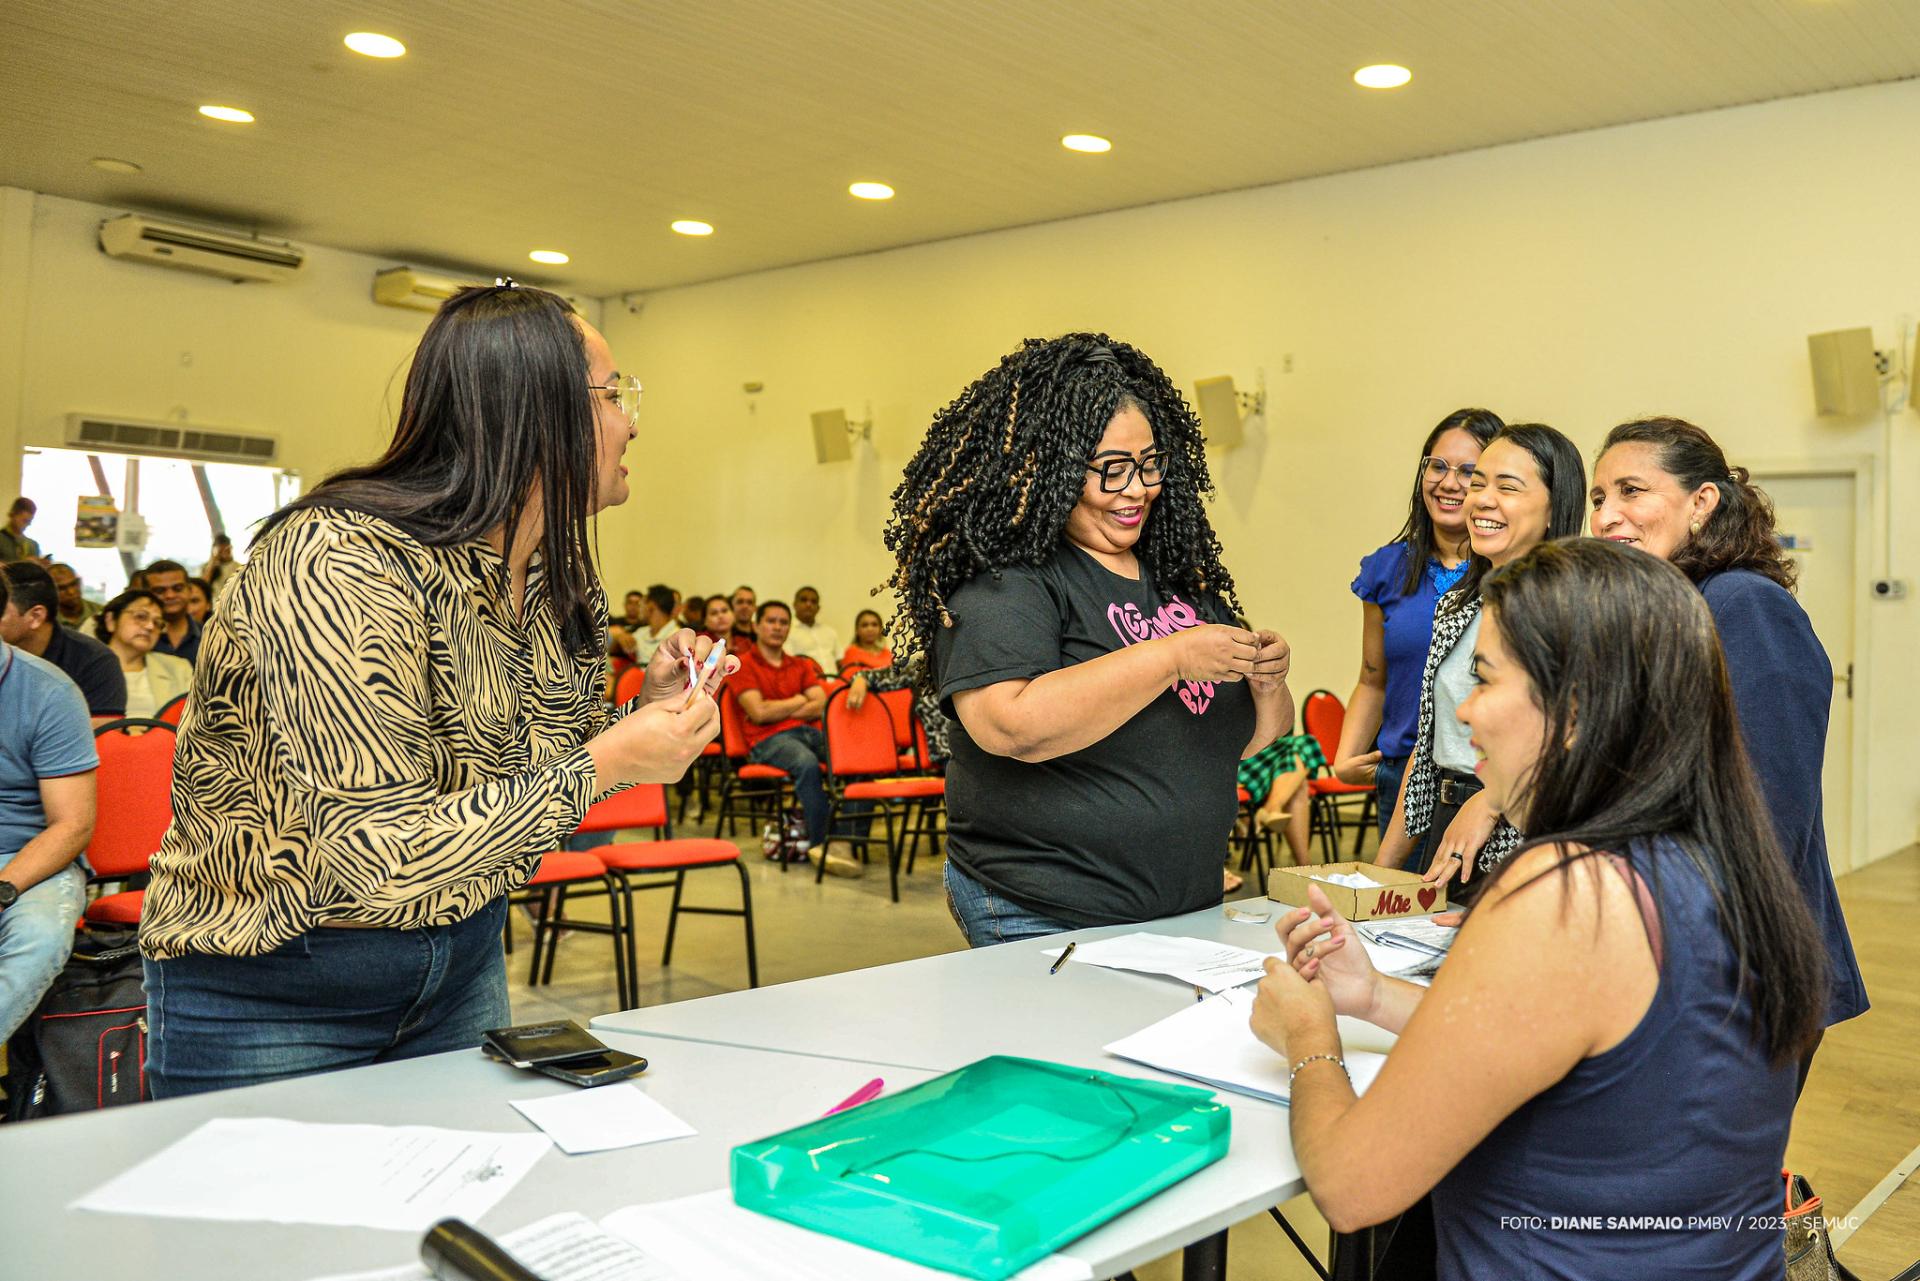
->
[1049,941,1077,975]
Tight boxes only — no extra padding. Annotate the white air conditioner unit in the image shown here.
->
[65,413,280,465]
[373,266,588,315]
[98,214,306,283]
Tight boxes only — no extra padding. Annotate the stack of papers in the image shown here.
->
[1041,933,1273,993]
[1308,871,1385,889]
[1357,919,1458,983]
[1104,988,1387,1105]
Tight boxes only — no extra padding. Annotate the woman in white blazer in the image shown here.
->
[96,587,193,720]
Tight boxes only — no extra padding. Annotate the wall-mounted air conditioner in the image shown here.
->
[373,266,588,315]
[66,414,279,465]
[98,214,306,283]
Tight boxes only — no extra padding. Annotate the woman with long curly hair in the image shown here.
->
[885,333,1293,945]
[1592,417,1867,1088]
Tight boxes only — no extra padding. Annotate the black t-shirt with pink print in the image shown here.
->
[934,543,1254,927]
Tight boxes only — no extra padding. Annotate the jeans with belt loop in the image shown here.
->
[143,896,510,1098]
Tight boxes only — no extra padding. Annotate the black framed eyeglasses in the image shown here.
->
[1086,452,1169,493]
[590,375,644,428]
[1419,456,1477,484]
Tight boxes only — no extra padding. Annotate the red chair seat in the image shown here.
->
[528,851,608,885]
[598,839,741,872]
[898,752,920,771]
[842,777,946,801]
[1309,777,1371,796]
[736,763,789,781]
[1236,786,1253,804]
[700,741,723,757]
[84,890,144,925]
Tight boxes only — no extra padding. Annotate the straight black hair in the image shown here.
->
[1446,422,1588,612]
[1392,408,1505,596]
[1478,539,1826,1065]
[0,561,57,619]
[260,285,603,652]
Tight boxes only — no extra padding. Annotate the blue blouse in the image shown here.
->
[1700,569,1869,1027]
[1350,542,1462,758]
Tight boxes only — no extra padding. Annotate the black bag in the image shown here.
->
[4,926,150,1121]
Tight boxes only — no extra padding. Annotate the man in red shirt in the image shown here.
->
[733,601,860,876]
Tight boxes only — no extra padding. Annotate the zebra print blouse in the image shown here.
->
[140,507,614,960]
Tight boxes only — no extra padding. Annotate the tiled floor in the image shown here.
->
[507,823,1920,1281]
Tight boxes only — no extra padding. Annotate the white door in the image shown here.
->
[1756,472,1856,876]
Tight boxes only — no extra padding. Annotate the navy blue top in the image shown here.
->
[1432,838,1795,1280]
[1350,542,1463,758]
[1701,569,1868,1026]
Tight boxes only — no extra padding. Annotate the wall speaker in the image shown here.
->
[1807,328,1878,417]
[1193,376,1247,449]
[811,409,853,464]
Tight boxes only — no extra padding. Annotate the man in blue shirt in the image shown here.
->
[0,639,97,1041]
[1,563,126,721]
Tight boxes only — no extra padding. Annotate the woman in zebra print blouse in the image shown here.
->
[139,284,734,1097]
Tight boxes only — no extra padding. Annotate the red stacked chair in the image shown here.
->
[579,783,756,1007]
[612,663,647,706]
[820,688,946,902]
[155,693,189,726]
[84,719,178,926]
[518,849,624,999]
[1302,690,1376,860]
[712,688,792,849]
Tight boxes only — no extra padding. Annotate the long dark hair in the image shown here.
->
[94,588,162,644]
[884,332,1234,669]
[1600,417,1796,591]
[1392,407,1504,596]
[260,285,603,652]
[1447,422,1588,612]
[1478,539,1825,1065]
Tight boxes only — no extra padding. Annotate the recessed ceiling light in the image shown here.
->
[198,105,255,123]
[528,249,569,265]
[1353,64,1412,89]
[671,220,714,236]
[344,32,406,58]
[89,157,143,174]
[1061,134,1112,153]
[848,181,895,200]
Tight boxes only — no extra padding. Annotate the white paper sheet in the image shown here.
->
[603,1190,1095,1281]
[71,1118,550,1231]
[1308,871,1386,889]
[510,1084,697,1155]
[309,1211,675,1281]
[1042,932,1274,993]
[1104,988,1388,1105]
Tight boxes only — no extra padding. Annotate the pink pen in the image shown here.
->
[823,1077,885,1116]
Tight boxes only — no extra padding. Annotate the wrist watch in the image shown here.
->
[0,880,18,911]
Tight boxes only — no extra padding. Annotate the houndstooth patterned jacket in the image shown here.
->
[1401,587,1522,874]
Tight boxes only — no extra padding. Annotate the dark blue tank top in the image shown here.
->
[1430,838,1795,1280]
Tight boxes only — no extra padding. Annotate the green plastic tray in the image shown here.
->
[730,1055,1229,1280]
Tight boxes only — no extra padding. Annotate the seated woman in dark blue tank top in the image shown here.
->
[1251,539,1827,1281]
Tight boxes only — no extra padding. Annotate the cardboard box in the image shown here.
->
[1266,862,1446,921]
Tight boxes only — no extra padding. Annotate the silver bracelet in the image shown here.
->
[1288,1053,1349,1090]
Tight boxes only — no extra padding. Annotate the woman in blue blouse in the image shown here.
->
[1334,409,1503,833]
[1592,417,1868,1087]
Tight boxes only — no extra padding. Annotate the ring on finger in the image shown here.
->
[1303,942,1316,959]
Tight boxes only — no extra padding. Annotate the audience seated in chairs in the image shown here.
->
[94,588,194,722]
[0,563,126,724]
[0,634,97,1044]
[731,600,865,878]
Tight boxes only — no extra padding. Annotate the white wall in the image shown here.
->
[599,79,1920,866]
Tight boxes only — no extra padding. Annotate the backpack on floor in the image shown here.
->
[761,806,810,863]
[4,926,150,1121]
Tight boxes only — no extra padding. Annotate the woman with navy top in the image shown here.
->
[1254,539,1826,1280]
[1593,416,1868,1085]
[1335,409,1503,833]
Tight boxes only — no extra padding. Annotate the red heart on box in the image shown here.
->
[1418,887,1438,911]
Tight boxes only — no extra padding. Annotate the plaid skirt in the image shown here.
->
[1236,734,1328,800]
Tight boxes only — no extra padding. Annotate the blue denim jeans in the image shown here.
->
[0,862,87,1042]
[1374,754,1409,837]
[943,859,1079,948]
[747,726,869,848]
[142,897,510,1098]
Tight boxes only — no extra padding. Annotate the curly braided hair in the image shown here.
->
[882,332,1238,671]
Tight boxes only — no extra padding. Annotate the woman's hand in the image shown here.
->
[1167,624,1259,684]
[1333,749,1382,787]
[1250,954,1337,1059]
[1276,884,1381,1019]
[1246,629,1291,693]
[587,693,721,789]
[1422,790,1498,887]
[846,674,871,712]
[641,629,737,706]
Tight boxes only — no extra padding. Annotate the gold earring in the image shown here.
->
[1689,521,1701,535]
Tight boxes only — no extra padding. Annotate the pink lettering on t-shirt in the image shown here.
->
[1107,595,1215,715]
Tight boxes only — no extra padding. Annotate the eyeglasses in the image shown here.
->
[1086,452,1169,494]
[1419,456,1478,484]
[590,375,644,428]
